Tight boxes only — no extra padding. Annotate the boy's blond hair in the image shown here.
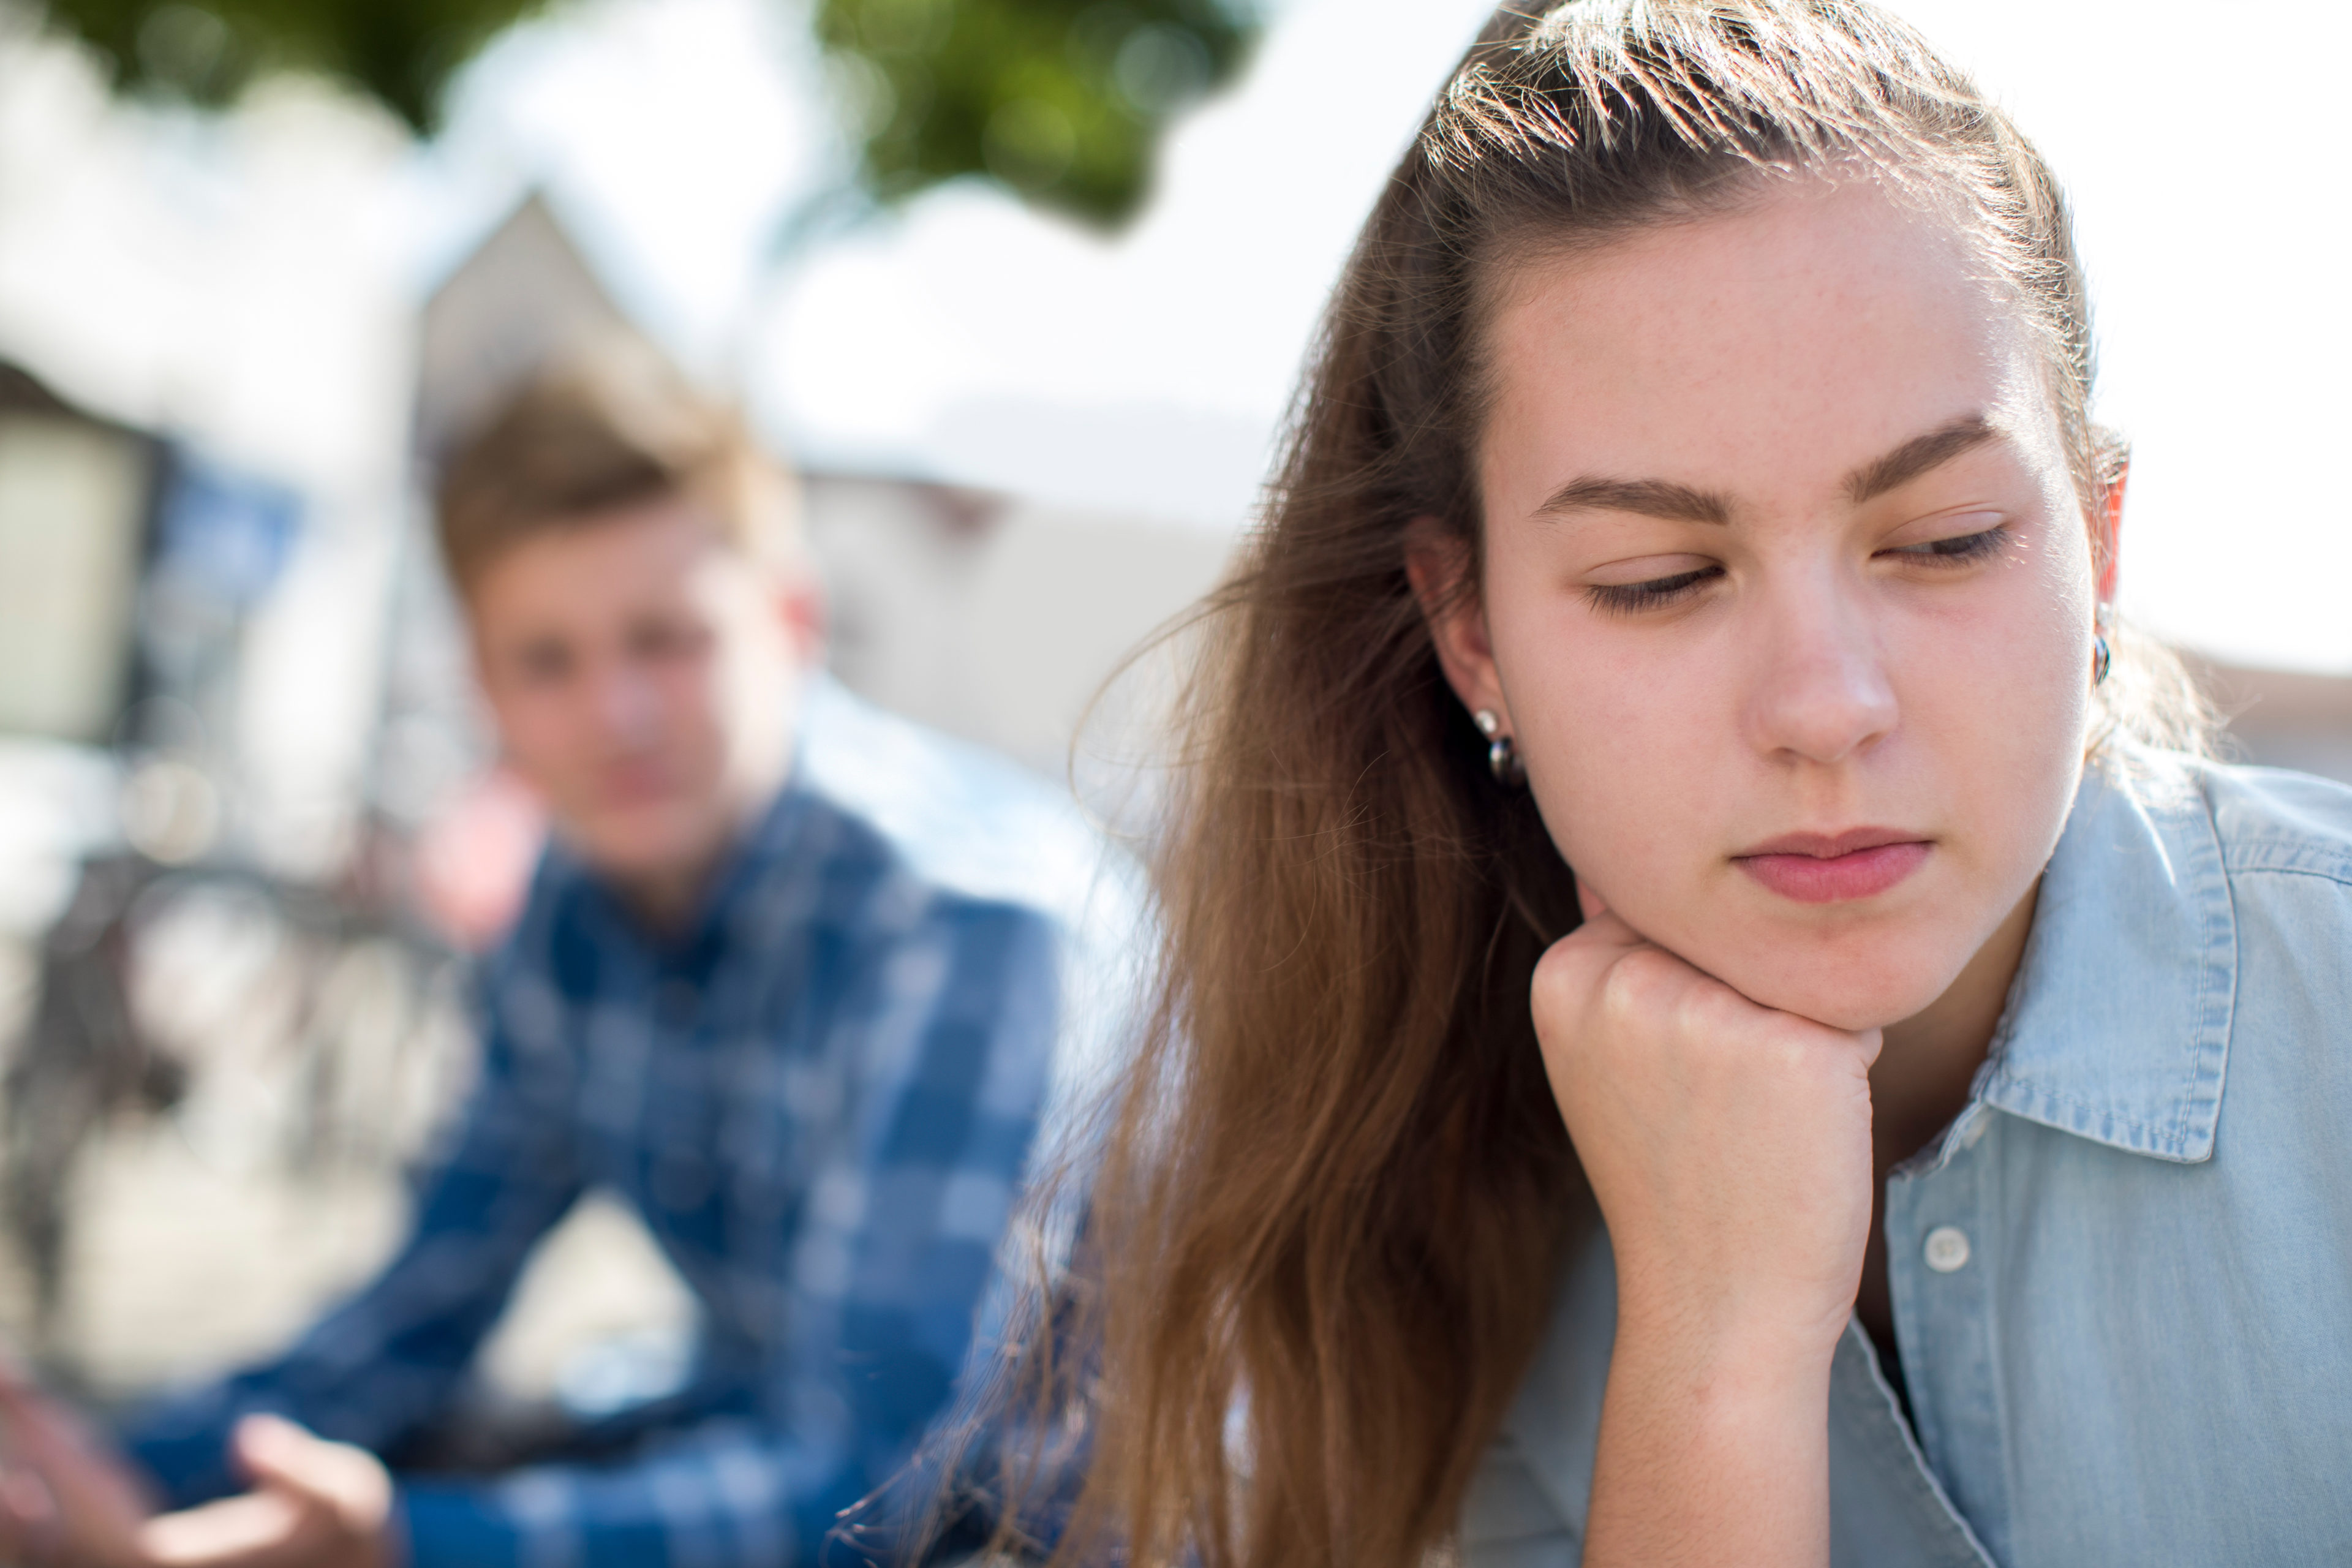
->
[434,342,800,597]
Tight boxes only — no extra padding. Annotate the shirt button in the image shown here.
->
[1923,1225,1972,1273]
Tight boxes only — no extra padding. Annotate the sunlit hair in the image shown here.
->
[433,339,801,598]
[965,4,2209,1566]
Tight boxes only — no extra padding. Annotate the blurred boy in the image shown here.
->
[0,350,1134,1568]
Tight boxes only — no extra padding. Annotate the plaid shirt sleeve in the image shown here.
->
[390,894,1066,1568]
[123,959,589,1504]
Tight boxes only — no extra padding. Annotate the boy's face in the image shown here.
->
[469,497,816,904]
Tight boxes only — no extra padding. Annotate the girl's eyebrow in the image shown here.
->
[1536,477,1733,525]
[1534,412,2003,526]
[1844,413,2000,503]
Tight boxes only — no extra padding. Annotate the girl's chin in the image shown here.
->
[1703,948,1956,1035]
[1600,885,1977,1032]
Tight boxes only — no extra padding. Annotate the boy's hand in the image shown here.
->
[0,1372,391,1568]
[0,1367,151,1567]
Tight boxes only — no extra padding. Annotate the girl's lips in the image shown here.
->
[1734,838,1931,904]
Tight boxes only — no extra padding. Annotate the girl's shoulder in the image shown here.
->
[2143,755,2352,1101]
[2193,756,2352,888]
[2098,742,2352,890]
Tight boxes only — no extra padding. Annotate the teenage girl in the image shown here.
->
[973,3,2352,1566]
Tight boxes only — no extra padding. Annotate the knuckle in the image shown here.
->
[1612,946,1679,1000]
[1668,974,1740,1043]
[1531,938,1585,994]
[1594,951,1656,1023]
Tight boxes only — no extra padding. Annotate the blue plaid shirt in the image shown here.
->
[125,681,1145,1568]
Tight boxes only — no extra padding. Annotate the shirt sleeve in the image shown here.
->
[386,899,1065,1568]
[123,967,587,1507]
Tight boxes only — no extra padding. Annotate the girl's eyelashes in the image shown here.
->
[1880,523,2010,567]
[1583,564,1725,616]
[1580,523,2010,616]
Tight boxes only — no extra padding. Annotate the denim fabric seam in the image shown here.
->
[1977,763,2234,1163]
[1974,1083,2192,1161]
[2220,853,2352,886]
[1833,1323,1999,1567]
[2172,786,2235,1156]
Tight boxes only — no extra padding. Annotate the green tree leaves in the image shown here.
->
[34,0,550,132]
[815,0,1255,225]
[32,0,1259,227]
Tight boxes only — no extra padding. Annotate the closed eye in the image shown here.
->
[1583,564,1725,616]
[1882,525,2008,566]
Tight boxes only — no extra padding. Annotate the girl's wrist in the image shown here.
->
[1610,1275,1850,1406]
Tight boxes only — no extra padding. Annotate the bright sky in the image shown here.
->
[2,0,2346,673]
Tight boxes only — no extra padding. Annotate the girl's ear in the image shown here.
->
[1403,516,1511,730]
[2095,457,2127,605]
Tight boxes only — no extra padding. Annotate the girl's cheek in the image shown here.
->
[1526,737,1676,900]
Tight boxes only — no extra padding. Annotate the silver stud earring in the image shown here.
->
[1473,709,1526,786]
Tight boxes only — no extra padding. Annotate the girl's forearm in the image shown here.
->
[1581,1310,1834,1568]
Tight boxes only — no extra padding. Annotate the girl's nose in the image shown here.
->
[1740,575,1899,767]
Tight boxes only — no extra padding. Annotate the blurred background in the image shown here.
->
[0,0,2343,1431]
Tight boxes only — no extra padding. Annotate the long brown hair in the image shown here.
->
[973,5,2202,1565]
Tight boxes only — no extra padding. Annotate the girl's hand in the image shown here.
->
[1532,884,1880,1567]
[1534,888,1880,1355]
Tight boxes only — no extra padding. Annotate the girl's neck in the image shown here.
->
[1873,881,2040,1163]
[1856,881,2040,1378]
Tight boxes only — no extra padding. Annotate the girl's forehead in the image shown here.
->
[1474,180,2061,501]
[1487,178,1999,355]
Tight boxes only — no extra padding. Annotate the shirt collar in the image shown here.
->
[1972,749,2237,1163]
[556,778,815,968]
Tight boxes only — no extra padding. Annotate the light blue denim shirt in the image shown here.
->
[1461,750,2352,1566]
